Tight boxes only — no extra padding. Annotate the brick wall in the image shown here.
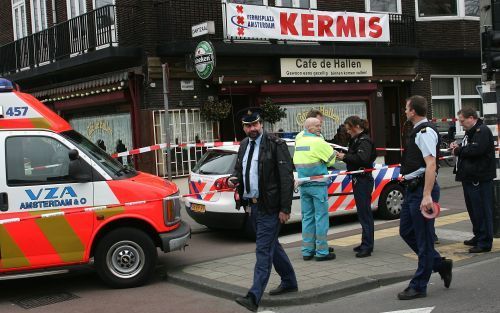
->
[0,0,13,44]
[416,20,480,51]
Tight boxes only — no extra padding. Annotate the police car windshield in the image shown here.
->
[62,130,136,178]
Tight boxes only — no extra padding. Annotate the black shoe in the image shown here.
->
[353,245,362,252]
[463,238,477,246]
[397,287,427,300]
[235,295,258,312]
[329,246,335,253]
[315,252,336,261]
[438,258,453,288]
[356,250,372,258]
[303,255,313,261]
[469,246,491,253]
[269,285,298,296]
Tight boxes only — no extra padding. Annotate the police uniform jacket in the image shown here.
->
[401,122,440,176]
[453,119,496,182]
[233,131,294,214]
[343,132,376,172]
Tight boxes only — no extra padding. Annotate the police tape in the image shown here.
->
[0,188,234,226]
[111,141,240,158]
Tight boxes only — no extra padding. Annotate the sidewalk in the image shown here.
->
[167,211,500,307]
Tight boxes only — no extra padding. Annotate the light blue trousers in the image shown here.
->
[300,185,330,257]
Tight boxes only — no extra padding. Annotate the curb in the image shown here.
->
[166,269,414,306]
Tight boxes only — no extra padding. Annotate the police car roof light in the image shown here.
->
[0,78,15,92]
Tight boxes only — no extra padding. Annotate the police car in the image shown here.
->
[0,79,190,288]
[185,141,404,236]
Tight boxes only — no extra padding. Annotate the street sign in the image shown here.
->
[192,21,215,38]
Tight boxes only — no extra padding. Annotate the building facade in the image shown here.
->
[0,0,482,176]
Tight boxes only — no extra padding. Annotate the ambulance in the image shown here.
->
[0,79,190,288]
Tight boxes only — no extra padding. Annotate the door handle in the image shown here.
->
[0,192,8,212]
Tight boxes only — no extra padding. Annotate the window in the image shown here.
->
[227,0,267,4]
[6,136,73,185]
[67,0,86,18]
[12,0,28,39]
[30,0,47,33]
[417,0,479,19]
[431,76,482,133]
[93,0,114,8]
[276,0,317,8]
[366,0,401,14]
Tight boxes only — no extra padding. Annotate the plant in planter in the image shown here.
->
[200,99,232,140]
[260,97,286,125]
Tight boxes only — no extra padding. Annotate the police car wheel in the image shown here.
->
[377,184,404,220]
[94,227,158,288]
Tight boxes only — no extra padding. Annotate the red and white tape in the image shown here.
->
[111,141,240,158]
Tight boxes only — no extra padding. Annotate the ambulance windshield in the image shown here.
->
[62,130,136,178]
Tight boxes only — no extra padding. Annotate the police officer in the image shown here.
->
[398,95,452,300]
[230,110,297,312]
[450,107,496,253]
[336,116,376,258]
[294,117,337,261]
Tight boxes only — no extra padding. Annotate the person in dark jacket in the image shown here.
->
[115,139,127,165]
[229,110,297,312]
[450,107,496,253]
[336,116,376,258]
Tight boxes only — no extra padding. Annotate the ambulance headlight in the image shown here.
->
[163,192,181,226]
[0,78,15,92]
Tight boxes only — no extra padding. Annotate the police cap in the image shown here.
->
[241,109,261,124]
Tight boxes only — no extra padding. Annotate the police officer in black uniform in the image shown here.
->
[229,110,297,312]
[398,95,453,300]
[337,116,376,258]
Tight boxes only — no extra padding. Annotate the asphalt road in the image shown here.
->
[276,256,500,313]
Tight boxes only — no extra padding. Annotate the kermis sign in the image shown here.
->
[225,3,390,42]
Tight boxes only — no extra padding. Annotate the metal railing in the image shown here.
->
[0,5,139,75]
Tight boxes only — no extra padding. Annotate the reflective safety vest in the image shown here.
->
[293,131,336,186]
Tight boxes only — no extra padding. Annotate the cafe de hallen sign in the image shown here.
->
[281,58,373,77]
[225,3,390,42]
[194,40,216,80]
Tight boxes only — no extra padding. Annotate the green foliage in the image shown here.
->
[260,97,286,125]
[200,99,232,121]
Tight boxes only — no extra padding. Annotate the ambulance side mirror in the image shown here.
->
[68,149,92,183]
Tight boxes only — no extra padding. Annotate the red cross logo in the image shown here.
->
[237,5,243,14]
[237,16,245,25]
[238,27,245,36]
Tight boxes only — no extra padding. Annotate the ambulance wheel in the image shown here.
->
[377,184,404,220]
[94,227,157,288]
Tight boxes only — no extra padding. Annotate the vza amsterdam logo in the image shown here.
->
[20,186,88,210]
[194,41,216,80]
[231,4,275,36]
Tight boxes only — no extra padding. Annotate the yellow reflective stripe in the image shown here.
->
[98,206,126,219]
[30,118,53,129]
[35,216,85,263]
[0,226,30,268]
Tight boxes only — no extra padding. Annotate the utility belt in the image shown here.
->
[400,176,424,191]
[243,197,259,205]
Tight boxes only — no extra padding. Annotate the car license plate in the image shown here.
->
[191,203,206,213]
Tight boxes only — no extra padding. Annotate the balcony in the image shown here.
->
[0,5,141,79]
[154,1,416,52]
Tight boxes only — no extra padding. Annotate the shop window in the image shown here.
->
[416,0,479,19]
[366,0,401,14]
[276,0,317,8]
[6,136,72,186]
[431,76,482,134]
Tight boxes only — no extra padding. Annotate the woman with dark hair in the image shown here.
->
[337,116,377,258]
